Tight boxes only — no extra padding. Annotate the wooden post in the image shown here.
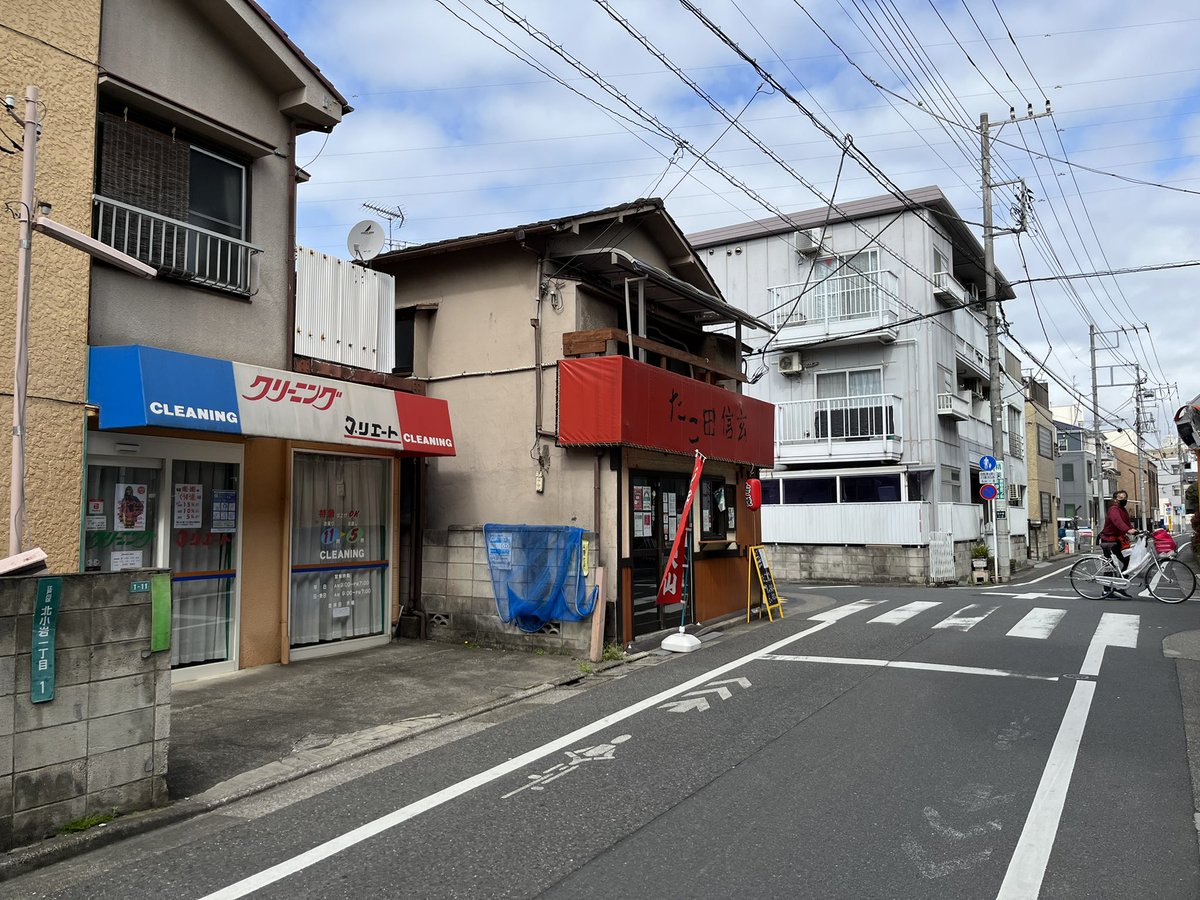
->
[589,566,607,663]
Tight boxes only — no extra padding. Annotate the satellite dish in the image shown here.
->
[347,220,385,261]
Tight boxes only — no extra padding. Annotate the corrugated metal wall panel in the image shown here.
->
[295,247,395,372]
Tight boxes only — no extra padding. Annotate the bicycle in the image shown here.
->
[1069,532,1197,603]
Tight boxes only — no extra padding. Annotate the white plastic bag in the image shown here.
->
[1126,537,1151,574]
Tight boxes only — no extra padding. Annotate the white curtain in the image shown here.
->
[290,453,389,647]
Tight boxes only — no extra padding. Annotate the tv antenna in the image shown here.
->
[361,201,406,250]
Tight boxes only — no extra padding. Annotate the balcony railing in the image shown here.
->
[933,271,975,305]
[93,195,261,296]
[937,391,971,421]
[769,268,901,331]
[776,394,903,461]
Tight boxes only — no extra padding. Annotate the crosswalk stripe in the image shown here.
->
[1007,608,1067,640]
[933,604,1000,631]
[868,601,942,624]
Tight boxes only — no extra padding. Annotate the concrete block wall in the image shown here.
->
[420,527,596,654]
[768,537,1034,587]
[0,571,170,851]
[768,544,931,586]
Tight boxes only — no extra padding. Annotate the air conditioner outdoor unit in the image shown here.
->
[778,351,804,376]
[796,228,825,255]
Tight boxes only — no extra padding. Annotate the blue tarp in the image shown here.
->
[483,525,598,633]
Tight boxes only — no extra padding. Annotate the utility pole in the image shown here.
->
[1090,324,1102,529]
[9,86,38,557]
[1134,367,1150,529]
[980,104,1049,580]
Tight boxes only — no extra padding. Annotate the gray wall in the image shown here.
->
[0,571,170,851]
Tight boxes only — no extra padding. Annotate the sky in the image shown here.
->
[257,0,1200,451]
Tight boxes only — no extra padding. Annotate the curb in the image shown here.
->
[0,649,653,882]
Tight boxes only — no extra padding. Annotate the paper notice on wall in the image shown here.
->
[85,515,106,532]
[110,550,144,571]
[88,498,104,515]
[174,483,203,529]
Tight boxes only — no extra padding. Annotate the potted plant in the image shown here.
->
[971,543,990,569]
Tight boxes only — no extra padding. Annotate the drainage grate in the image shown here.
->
[538,621,561,636]
[429,612,452,628]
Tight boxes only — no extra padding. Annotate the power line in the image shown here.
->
[1011,260,1200,284]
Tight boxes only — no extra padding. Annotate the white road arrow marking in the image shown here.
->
[684,686,731,701]
[708,677,751,689]
[658,697,711,713]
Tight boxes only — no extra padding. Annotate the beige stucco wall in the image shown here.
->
[0,2,102,568]
[1024,400,1057,524]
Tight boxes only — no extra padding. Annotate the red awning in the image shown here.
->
[557,356,774,466]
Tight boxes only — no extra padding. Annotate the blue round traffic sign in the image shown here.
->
[979,455,997,471]
[980,483,999,500]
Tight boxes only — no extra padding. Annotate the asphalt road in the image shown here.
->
[10,563,1200,899]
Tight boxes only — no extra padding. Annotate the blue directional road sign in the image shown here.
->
[979,455,997,471]
[979,484,999,501]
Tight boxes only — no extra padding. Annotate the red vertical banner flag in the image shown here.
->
[656,452,706,605]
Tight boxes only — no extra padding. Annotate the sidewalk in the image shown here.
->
[0,637,610,879]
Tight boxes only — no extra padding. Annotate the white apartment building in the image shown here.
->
[688,186,1029,583]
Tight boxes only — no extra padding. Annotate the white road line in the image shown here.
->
[960,563,1075,590]
[933,604,1000,631]
[868,601,941,625]
[808,599,887,621]
[995,612,1140,899]
[1007,608,1067,640]
[197,617,842,900]
[761,654,1058,681]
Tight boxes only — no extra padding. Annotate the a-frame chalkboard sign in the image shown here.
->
[746,545,784,622]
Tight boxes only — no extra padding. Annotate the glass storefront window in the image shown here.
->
[289,453,390,648]
[84,464,161,573]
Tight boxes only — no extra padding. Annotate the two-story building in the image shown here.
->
[688,187,1029,583]
[4,0,456,681]
[371,199,775,649]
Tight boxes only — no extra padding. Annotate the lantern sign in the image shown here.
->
[744,478,762,511]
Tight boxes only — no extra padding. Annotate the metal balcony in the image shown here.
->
[933,271,975,306]
[768,268,901,348]
[775,394,904,463]
[937,391,971,422]
[93,195,260,296]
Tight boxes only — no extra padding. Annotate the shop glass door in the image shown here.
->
[628,472,690,637]
[289,453,389,648]
[169,460,240,668]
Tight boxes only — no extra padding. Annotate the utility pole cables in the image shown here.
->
[981,103,1050,580]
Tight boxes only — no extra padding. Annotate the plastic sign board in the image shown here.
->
[980,484,999,501]
[979,455,998,471]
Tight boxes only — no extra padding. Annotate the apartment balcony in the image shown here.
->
[933,271,976,306]
[937,391,972,422]
[93,195,260,297]
[768,269,901,348]
[776,394,904,464]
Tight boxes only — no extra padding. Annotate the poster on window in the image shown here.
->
[174,483,204,529]
[211,489,238,533]
[115,483,148,531]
